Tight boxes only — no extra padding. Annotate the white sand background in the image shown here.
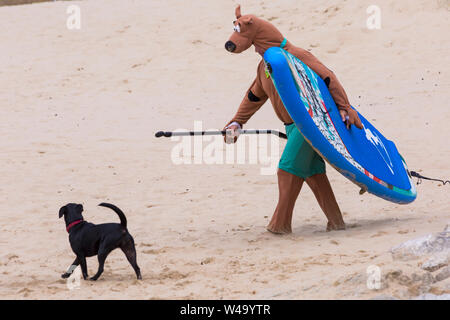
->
[0,0,449,299]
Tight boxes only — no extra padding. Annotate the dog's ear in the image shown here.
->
[235,5,241,19]
[242,16,253,25]
[76,204,84,213]
[58,206,66,218]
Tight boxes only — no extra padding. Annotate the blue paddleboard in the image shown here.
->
[263,47,416,204]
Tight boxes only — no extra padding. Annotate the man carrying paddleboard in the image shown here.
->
[223,5,363,233]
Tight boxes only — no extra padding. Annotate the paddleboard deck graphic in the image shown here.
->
[264,47,416,204]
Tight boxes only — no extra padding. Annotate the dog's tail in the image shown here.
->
[98,203,127,228]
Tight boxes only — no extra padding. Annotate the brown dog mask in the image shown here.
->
[225,5,284,54]
[225,5,363,129]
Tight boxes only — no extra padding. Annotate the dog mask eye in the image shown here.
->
[233,23,241,33]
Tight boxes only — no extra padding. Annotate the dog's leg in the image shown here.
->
[78,255,88,280]
[61,257,79,279]
[89,247,113,281]
[121,236,142,280]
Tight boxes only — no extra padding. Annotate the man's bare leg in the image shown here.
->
[305,173,346,231]
[267,169,304,234]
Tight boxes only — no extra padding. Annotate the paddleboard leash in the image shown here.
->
[410,171,450,185]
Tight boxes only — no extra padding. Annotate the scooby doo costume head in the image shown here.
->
[224,5,363,130]
[225,5,285,54]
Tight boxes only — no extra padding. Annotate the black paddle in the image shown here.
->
[155,129,287,140]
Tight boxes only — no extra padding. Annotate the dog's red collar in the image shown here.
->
[66,219,83,233]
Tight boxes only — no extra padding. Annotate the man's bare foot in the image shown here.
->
[266,225,292,235]
[326,221,346,232]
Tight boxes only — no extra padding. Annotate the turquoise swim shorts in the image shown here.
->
[278,123,325,178]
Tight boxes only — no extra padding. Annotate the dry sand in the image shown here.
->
[0,0,449,299]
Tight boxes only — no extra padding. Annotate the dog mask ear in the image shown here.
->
[76,204,84,213]
[59,206,66,218]
[242,16,253,25]
[235,5,242,19]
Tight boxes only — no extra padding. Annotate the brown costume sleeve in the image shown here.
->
[227,64,269,127]
[289,46,351,111]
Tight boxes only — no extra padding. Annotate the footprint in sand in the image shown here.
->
[181,235,199,242]
[326,48,340,54]
[131,58,152,69]
[255,180,276,185]
[234,172,246,177]
[116,25,131,34]
[200,257,215,265]
[232,225,251,232]
[159,268,190,281]
[0,254,19,266]
[323,5,340,18]
[175,280,192,287]
[17,288,33,297]
[93,195,108,200]
[143,248,167,255]
[371,231,388,238]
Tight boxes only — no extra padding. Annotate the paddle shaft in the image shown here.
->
[155,129,287,140]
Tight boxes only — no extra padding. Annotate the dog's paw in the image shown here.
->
[61,273,71,279]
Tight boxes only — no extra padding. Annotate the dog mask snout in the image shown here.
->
[225,41,236,52]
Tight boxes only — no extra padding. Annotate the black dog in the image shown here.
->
[59,203,142,281]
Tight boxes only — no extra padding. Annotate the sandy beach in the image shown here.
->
[0,0,449,299]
